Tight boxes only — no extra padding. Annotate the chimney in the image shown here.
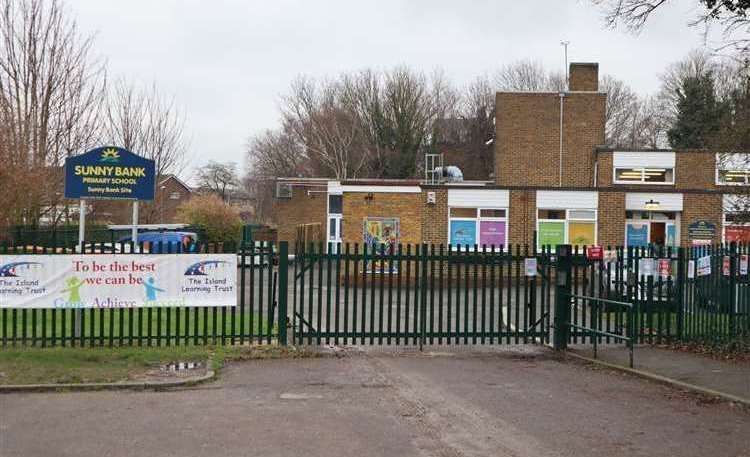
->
[568,62,599,91]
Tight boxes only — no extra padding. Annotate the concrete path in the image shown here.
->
[570,344,750,402]
[1,347,748,457]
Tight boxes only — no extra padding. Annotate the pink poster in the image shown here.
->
[479,220,506,247]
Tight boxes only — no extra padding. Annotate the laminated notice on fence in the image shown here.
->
[687,260,695,279]
[697,255,711,277]
[524,258,537,277]
[741,255,748,276]
[0,254,237,309]
[638,258,655,276]
[723,256,731,276]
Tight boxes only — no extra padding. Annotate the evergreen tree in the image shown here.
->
[667,72,727,149]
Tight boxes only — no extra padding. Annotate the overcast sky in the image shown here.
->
[70,0,720,180]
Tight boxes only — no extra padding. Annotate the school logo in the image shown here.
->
[184,260,230,276]
[99,148,121,163]
[0,261,42,277]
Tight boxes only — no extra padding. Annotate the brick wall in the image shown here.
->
[597,192,625,246]
[508,190,535,246]
[421,188,448,245]
[495,92,605,188]
[675,151,717,190]
[569,63,599,91]
[681,193,723,246]
[341,192,422,246]
[274,184,327,244]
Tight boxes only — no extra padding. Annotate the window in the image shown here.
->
[328,195,342,214]
[717,169,750,185]
[615,168,674,184]
[537,209,597,250]
[449,207,507,249]
[275,182,292,198]
[169,192,181,200]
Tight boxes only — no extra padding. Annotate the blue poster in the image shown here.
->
[450,220,476,247]
[626,223,649,247]
[64,146,156,201]
[666,224,676,247]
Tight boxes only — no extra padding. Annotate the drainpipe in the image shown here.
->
[559,92,566,187]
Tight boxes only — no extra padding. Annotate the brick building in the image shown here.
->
[273,62,750,251]
[90,175,193,225]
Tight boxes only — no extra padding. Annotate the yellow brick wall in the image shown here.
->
[341,192,422,247]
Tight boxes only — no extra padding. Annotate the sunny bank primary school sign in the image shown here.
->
[64,146,155,200]
[0,254,237,309]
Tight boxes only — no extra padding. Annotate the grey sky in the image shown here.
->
[70,0,719,180]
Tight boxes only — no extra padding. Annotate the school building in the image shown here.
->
[273,63,750,251]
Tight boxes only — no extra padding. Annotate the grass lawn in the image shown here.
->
[0,345,314,386]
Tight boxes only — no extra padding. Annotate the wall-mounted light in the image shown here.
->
[644,199,660,210]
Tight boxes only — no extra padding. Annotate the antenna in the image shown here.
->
[560,40,570,90]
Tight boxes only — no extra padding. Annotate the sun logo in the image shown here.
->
[99,148,120,163]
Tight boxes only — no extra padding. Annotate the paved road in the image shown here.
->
[2,348,748,457]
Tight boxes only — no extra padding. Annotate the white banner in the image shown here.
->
[0,254,237,309]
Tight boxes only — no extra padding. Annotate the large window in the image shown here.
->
[615,167,674,184]
[449,207,507,249]
[537,209,596,249]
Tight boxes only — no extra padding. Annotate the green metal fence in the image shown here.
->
[0,241,283,348]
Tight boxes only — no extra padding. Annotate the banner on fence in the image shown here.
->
[0,254,237,309]
[696,255,712,277]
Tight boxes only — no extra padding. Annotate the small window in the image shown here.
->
[450,207,477,218]
[538,209,565,220]
[615,168,644,182]
[568,210,596,220]
[643,168,673,183]
[328,195,343,214]
[479,209,505,218]
[169,191,181,200]
[276,182,292,198]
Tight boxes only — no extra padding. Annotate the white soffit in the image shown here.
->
[614,151,675,168]
[625,193,683,211]
[448,189,510,207]
[341,185,421,193]
[536,191,598,209]
[327,181,343,195]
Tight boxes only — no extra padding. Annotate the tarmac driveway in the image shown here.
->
[1,348,749,457]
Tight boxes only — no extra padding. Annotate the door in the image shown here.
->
[650,222,666,245]
[328,216,342,253]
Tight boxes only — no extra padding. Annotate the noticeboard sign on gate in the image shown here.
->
[64,146,156,200]
[0,254,237,309]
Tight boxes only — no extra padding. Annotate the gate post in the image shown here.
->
[553,244,573,350]
[277,241,289,346]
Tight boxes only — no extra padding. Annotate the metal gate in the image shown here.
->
[292,243,553,346]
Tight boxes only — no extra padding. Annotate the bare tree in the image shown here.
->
[601,74,641,147]
[99,79,189,223]
[101,79,188,177]
[0,0,105,227]
[196,161,240,202]
[593,0,750,54]
[494,59,566,92]
[282,76,366,180]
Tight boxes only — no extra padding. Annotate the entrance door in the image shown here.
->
[328,216,342,253]
[650,222,666,245]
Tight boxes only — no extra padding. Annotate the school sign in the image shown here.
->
[64,146,156,200]
[0,254,237,309]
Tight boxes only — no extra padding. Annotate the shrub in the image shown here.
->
[176,194,242,242]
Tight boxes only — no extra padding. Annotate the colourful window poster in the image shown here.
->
[538,221,565,247]
[568,222,595,248]
[450,220,476,246]
[626,223,649,247]
[666,224,677,247]
[363,217,400,273]
[479,220,506,247]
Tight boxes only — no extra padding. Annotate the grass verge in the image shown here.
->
[0,345,317,386]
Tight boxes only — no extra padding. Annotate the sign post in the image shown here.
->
[64,146,156,338]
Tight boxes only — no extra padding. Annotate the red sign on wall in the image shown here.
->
[587,246,603,260]
[725,225,750,243]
